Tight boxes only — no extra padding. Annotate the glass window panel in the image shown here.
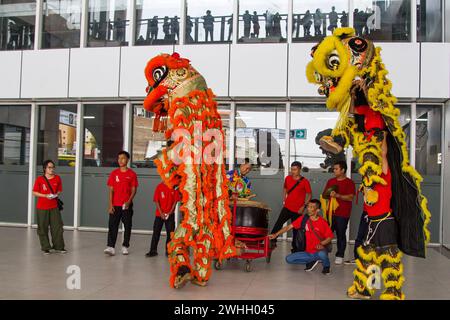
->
[290,105,341,172]
[0,105,31,223]
[87,0,128,47]
[42,0,82,49]
[186,0,233,44]
[238,0,288,43]
[0,0,36,50]
[416,106,442,176]
[135,0,180,46]
[415,105,442,243]
[235,104,286,170]
[36,105,78,226]
[83,104,124,167]
[417,0,442,42]
[293,0,348,42]
[354,0,411,42]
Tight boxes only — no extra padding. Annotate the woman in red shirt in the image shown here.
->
[32,160,66,255]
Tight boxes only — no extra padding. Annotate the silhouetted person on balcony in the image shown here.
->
[203,10,214,42]
[98,20,107,40]
[340,11,348,27]
[328,6,338,33]
[273,12,282,38]
[8,22,19,49]
[263,10,273,37]
[163,16,171,41]
[302,10,312,37]
[252,11,260,38]
[227,15,233,41]
[147,16,158,42]
[186,15,194,43]
[314,9,323,36]
[242,10,251,38]
[171,16,180,41]
[92,19,99,39]
[354,9,363,36]
[115,18,126,44]
[136,35,145,45]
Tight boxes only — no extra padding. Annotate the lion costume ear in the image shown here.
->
[333,27,355,39]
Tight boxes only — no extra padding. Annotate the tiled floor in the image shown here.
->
[1,226,449,300]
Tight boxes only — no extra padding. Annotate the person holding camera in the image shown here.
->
[32,160,66,255]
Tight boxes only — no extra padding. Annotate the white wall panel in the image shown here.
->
[21,49,70,99]
[230,44,288,97]
[119,45,174,98]
[0,51,22,99]
[375,43,420,98]
[174,44,230,97]
[288,43,321,97]
[69,47,121,98]
[420,43,450,99]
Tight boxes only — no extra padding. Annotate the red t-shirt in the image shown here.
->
[292,215,334,254]
[283,175,312,213]
[364,169,392,217]
[107,168,139,207]
[33,175,63,210]
[323,177,356,218]
[153,182,181,217]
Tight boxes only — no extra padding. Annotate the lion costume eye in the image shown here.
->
[314,72,323,83]
[327,54,340,70]
[152,66,168,85]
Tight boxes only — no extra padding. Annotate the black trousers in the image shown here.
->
[149,214,175,254]
[331,215,349,258]
[271,207,302,251]
[107,206,133,248]
[354,212,369,260]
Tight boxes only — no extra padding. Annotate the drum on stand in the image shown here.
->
[232,199,270,238]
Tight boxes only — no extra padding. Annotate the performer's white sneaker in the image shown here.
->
[335,257,343,265]
[104,247,115,256]
[122,246,129,255]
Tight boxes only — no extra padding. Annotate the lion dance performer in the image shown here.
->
[143,53,236,288]
[306,28,431,300]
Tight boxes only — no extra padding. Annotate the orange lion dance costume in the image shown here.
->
[143,53,236,288]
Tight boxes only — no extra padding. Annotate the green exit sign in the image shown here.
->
[290,129,307,139]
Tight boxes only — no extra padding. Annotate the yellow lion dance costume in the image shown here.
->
[306,28,431,300]
[143,53,236,288]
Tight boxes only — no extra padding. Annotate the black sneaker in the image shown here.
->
[145,251,158,257]
[54,249,67,254]
[43,250,51,255]
[304,260,320,272]
[344,259,356,265]
[322,266,331,275]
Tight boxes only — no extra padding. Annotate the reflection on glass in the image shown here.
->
[83,104,124,167]
[186,0,233,44]
[0,0,36,50]
[290,105,341,172]
[354,0,411,42]
[132,105,166,168]
[135,0,180,45]
[37,105,78,167]
[416,106,442,176]
[238,0,288,43]
[293,0,347,42]
[0,105,31,223]
[417,0,442,42]
[235,105,285,171]
[87,0,128,47]
[42,0,82,48]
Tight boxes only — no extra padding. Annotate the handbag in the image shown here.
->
[293,214,309,253]
[308,220,332,253]
[43,175,64,211]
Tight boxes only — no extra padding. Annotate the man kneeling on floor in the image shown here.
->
[269,199,334,274]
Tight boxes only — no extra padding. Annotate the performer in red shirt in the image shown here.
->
[146,176,182,257]
[32,160,66,254]
[322,161,355,265]
[269,199,334,274]
[270,161,312,252]
[104,151,138,256]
